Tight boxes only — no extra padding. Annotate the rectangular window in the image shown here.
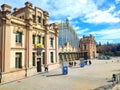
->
[43,19,45,25]
[37,16,41,23]
[50,52,54,63]
[37,35,41,43]
[16,32,22,43]
[32,52,35,66]
[42,37,45,45]
[32,35,35,44]
[42,52,45,64]
[84,45,87,50]
[15,53,22,68]
[32,15,35,22]
[50,38,53,47]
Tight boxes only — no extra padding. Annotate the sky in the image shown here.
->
[0,0,120,44]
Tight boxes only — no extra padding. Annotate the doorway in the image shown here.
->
[84,52,88,60]
[37,58,42,72]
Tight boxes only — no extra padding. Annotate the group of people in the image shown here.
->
[84,60,92,65]
[69,61,77,67]
[44,59,92,72]
[69,60,92,67]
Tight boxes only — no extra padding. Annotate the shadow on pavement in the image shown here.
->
[46,73,64,77]
[107,79,113,82]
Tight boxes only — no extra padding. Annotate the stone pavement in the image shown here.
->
[0,58,120,90]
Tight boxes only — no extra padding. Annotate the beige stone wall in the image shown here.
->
[2,69,25,83]
[0,1,59,83]
[10,50,25,69]
[0,23,2,69]
[0,27,2,50]
[10,26,26,48]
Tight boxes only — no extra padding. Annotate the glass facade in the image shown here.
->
[58,22,79,47]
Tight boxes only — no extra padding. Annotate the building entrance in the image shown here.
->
[37,58,42,72]
[84,52,88,60]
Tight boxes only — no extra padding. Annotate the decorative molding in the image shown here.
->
[13,26,25,35]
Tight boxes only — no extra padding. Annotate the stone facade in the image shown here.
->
[80,35,97,59]
[0,2,59,83]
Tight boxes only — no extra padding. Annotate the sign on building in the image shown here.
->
[36,43,44,56]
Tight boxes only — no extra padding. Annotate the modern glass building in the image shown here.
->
[58,19,79,47]
[58,19,84,62]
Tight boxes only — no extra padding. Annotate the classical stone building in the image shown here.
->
[0,2,59,83]
[79,35,97,59]
[58,19,84,62]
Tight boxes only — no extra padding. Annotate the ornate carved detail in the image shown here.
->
[13,26,25,35]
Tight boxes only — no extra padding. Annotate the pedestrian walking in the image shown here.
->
[74,61,77,66]
[89,60,92,65]
[44,65,48,72]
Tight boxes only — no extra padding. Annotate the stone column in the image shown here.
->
[28,29,32,67]
[45,30,49,65]
[2,19,11,72]
[55,33,59,63]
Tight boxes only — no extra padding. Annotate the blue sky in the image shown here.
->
[1,0,120,44]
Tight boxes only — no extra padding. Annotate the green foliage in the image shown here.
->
[115,51,120,56]
[97,43,120,56]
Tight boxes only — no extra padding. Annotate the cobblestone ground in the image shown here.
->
[0,57,120,90]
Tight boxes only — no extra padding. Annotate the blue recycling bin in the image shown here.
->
[80,62,85,67]
[62,61,68,75]
[62,66,68,75]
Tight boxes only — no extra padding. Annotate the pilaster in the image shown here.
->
[45,29,49,65]
[1,14,11,72]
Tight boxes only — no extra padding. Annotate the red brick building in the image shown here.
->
[80,35,97,59]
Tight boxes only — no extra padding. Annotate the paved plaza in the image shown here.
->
[0,57,120,90]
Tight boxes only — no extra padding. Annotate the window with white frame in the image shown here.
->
[32,52,35,66]
[37,35,41,43]
[37,16,41,23]
[15,53,22,68]
[32,35,35,44]
[50,38,53,47]
[50,52,54,63]
[16,31,22,43]
[42,52,45,64]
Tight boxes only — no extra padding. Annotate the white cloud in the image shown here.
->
[43,0,120,24]
[1,0,120,44]
[1,0,120,24]
[90,28,120,39]
[93,0,105,6]
[76,28,89,35]
[115,0,120,4]
[84,5,120,24]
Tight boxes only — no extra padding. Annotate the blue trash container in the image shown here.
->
[62,66,68,75]
[62,61,68,75]
[80,62,85,67]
